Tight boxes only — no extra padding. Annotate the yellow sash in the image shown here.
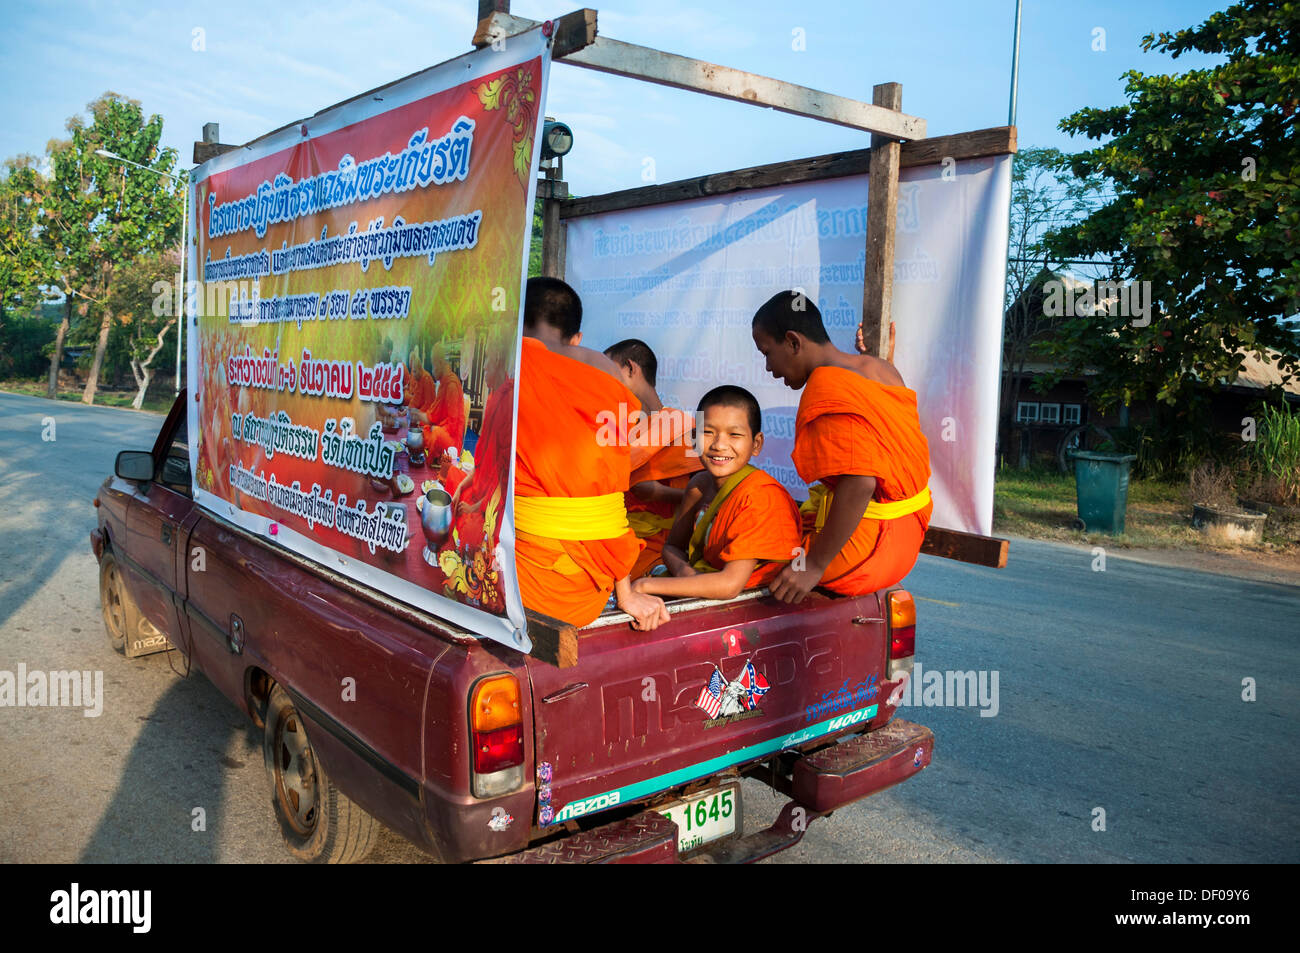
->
[514,492,630,541]
[627,509,675,539]
[801,482,932,533]
[686,465,756,573]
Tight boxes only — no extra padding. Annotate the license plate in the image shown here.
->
[655,785,739,854]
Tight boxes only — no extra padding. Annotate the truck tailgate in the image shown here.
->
[526,591,888,829]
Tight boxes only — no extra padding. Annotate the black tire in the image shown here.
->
[262,683,378,864]
[98,552,137,654]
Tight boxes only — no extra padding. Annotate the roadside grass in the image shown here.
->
[994,466,1300,554]
[0,378,171,413]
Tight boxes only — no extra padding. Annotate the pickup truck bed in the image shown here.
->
[92,393,931,863]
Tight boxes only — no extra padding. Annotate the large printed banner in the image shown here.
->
[188,32,552,649]
[566,155,1012,536]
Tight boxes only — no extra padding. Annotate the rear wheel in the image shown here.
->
[262,683,378,863]
[98,553,137,654]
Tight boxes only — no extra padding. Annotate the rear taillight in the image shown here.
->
[887,590,916,660]
[474,725,524,774]
[886,590,916,689]
[470,674,524,797]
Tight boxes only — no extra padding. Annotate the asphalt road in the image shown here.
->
[1,391,1296,864]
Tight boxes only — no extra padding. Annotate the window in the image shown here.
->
[1016,402,1039,424]
[1039,403,1060,424]
[1063,404,1082,425]
[158,414,191,497]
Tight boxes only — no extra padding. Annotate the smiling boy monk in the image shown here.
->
[603,338,705,578]
[633,386,801,602]
[751,291,932,604]
[514,278,670,631]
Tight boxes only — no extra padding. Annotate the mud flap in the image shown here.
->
[125,617,173,658]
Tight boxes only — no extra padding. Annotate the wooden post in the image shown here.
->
[539,165,568,279]
[860,82,903,359]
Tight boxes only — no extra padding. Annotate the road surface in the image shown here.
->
[1,392,1296,863]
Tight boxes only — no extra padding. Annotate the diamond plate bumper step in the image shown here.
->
[791,718,934,812]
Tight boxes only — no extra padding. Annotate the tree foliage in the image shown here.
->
[36,93,183,400]
[1001,147,1108,453]
[1044,0,1300,428]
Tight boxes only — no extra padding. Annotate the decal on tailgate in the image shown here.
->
[546,703,879,826]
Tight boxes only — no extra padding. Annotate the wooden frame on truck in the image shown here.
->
[192,3,1010,667]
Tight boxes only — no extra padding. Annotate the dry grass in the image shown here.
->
[0,379,172,413]
[993,466,1300,555]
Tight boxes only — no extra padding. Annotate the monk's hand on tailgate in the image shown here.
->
[616,577,670,631]
[770,563,823,604]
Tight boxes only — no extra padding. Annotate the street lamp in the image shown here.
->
[95,148,189,397]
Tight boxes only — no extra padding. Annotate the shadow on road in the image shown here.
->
[79,667,265,863]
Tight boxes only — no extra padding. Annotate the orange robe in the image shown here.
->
[626,408,704,578]
[420,371,466,460]
[407,364,437,411]
[453,380,513,551]
[514,338,641,626]
[792,366,932,595]
[696,469,802,588]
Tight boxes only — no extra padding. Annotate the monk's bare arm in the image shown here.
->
[659,474,709,573]
[770,474,877,604]
[630,479,686,506]
[634,558,756,601]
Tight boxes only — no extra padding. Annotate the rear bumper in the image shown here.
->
[491,718,933,864]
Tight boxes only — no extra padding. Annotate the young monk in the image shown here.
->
[603,338,704,578]
[412,344,466,460]
[632,386,801,602]
[450,351,512,551]
[751,291,932,604]
[514,277,669,631]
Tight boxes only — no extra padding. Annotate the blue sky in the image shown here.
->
[0,0,1228,195]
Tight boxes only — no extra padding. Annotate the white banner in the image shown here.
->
[566,154,1011,536]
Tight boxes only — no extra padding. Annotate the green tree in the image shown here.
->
[42,93,183,403]
[1001,147,1108,460]
[1044,0,1300,463]
[0,156,54,372]
[105,249,179,408]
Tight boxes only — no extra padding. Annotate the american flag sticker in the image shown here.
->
[694,667,726,719]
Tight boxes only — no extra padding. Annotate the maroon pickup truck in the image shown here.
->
[93,391,932,863]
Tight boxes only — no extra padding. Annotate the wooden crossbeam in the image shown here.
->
[193,141,237,164]
[474,11,925,140]
[524,609,580,668]
[921,527,1009,569]
[559,126,1017,220]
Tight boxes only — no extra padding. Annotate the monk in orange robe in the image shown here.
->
[413,345,466,461]
[513,278,670,631]
[634,386,800,601]
[406,345,437,411]
[450,353,513,552]
[603,339,705,578]
[751,291,932,603]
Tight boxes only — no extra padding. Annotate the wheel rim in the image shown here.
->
[102,564,125,641]
[274,709,319,836]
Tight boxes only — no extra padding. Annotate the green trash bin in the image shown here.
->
[1069,451,1137,534]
